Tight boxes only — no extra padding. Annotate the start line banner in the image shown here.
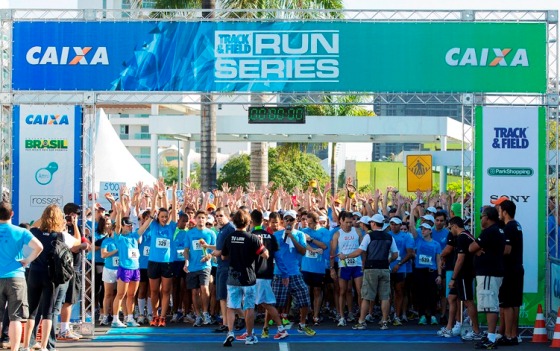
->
[12,21,546,93]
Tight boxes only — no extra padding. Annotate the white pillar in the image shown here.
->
[150,105,159,178]
[183,141,191,183]
[440,136,448,194]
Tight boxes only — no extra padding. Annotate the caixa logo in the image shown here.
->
[26,46,109,65]
[445,48,528,67]
[25,114,69,125]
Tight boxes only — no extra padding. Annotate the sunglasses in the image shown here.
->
[285,218,296,222]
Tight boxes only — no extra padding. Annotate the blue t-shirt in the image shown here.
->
[87,232,106,264]
[148,221,177,263]
[216,222,236,269]
[184,227,216,272]
[172,228,188,262]
[432,227,450,251]
[0,223,33,279]
[415,238,441,270]
[273,229,307,278]
[115,232,140,269]
[138,231,151,269]
[301,227,329,274]
[390,231,415,273]
[101,236,119,270]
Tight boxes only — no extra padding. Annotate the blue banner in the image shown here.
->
[12,21,546,93]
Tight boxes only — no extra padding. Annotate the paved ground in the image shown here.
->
[49,321,553,351]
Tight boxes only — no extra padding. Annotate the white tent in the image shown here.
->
[94,109,156,192]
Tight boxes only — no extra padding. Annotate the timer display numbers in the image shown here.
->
[248,106,306,124]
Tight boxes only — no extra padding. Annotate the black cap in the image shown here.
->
[63,202,81,215]
[121,217,133,226]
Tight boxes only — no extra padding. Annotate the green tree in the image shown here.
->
[218,147,328,192]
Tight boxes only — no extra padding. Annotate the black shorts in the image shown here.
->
[211,266,217,278]
[323,262,339,285]
[391,272,406,284]
[499,269,524,308]
[140,269,149,283]
[449,276,474,301]
[147,261,174,279]
[302,271,325,288]
[171,261,186,279]
[64,271,80,305]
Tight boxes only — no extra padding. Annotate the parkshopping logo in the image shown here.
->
[26,46,109,65]
[445,48,528,67]
[25,114,69,125]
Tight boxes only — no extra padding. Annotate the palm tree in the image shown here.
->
[220,0,344,188]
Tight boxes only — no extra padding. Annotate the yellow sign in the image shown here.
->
[407,155,432,192]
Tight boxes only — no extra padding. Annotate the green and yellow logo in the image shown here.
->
[25,139,68,151]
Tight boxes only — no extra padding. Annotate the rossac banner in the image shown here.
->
[12,21,546,93]
[12,105,82,224]
[475,106,546,325]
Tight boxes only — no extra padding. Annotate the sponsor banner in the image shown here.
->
[12,21,546,93]
[475,106,546,324]
[12,105,82,223]
[552,262,560,314]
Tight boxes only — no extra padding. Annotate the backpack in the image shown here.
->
[49,233,74,285]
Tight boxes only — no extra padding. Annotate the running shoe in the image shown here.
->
[261,327,269,338]
[365,314,375,323]
[273,329,289,340]
[235,332,248,341]
[137,315,147,325]
[352,322,366,330]
[150,316,159,327]
[297,324,316,336]
[380,321,389,330]
[392,317,402,326]
[126,319,140,327]
[245,335,258,345]
[223,332,235,347]
[475,339,497,349]
[99,316,109,326]
[337,317,346,327]
[347,313,356,322]
[194,316,203,327]
[214,325,229,333]
[462,331,484,341]
[157,318,166,327]
[110,320,127,329]
[418,315,427,325]
[203,312,213,325]
[313,317,320,326]
[430,316,439,325]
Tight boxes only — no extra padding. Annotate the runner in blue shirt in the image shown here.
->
[184,210,216,326]
[0,202,42,351]
[138,182,178,327]
[111,203,142,328]
[100,232,118,326]
[300,211,329,326]
[414,223,442,326]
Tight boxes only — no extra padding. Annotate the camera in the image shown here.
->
[65,215,72,222]
[286,225,292,231]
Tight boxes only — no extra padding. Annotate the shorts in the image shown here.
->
[64,271,80,305]
[187,268,211,289]
[0,278,28,321]
[390,272,406,284]
[211,266,217,278]
[476,275,503,313]
[216,268,228,301]
[172,261,186,279]
[362,268,391,301]
[102,267,118,284]
[302,271,324,288]
[227,285,256,311]
[140,269,149,283]
[117,267,141,283]
[323,262,338,284]
[271,274,310,308]
[255,279,276,305]
[449,276,475,302]
[499,268,524,308]
[147,261,174,279]
[339,266,363,281]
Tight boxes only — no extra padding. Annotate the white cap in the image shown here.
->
[389,217,402,225]
[206,215,215,224]
[318,215,327,222]
[371,213,385,224]
[422,214,435,223]
[426,206,437,214]
[283,210,298,219]
[263,211,270,220]
[352,211,362,218]
[420,223,433,230]
[359,216,371,225]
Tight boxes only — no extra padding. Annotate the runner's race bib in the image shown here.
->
[156,238,170,249]
[128,248,140,260]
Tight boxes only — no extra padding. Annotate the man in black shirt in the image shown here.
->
[250,210,288,340]
[221,210,268,347]
[469,207,505,349]
[446,217,483,341]
[497,200,524,346]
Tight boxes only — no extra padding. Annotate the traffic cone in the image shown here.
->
[551,308,560,347]
[532,304,547,343]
